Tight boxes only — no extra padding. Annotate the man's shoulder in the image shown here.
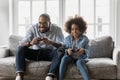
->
[51,23,61,30]
[28,23,38,30]
[32,23,38,28]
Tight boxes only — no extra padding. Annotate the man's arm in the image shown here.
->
[21,42,32,47]
[19,26,34,47]
[22,37,40,47]
[50,40,62,48]
[53,27,64,48]
[42,37,62,48]
[43,27,64,48]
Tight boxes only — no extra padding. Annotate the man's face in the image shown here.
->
[38,17,50,33]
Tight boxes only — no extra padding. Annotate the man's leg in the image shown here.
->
[46,49,64,80]
[15,46,40,80]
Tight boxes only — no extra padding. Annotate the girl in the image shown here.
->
[58,15,90,80]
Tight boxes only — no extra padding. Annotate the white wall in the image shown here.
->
[0,0,9,46]
[116,0,120,46]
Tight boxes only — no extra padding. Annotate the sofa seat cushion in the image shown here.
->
[64,58,116,79]
[0,57,51,78]
[87,58,116,79]
[0,57,116,79]
[25,60,51,77]
[0,57,16,77]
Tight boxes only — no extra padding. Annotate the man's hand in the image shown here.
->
[22,37,44,47]
[31,37,61,48]
[30,37,40,45]
[42,37,52,45]
[77,48,85,56]
[22,42,30,46]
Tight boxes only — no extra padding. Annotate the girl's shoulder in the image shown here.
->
[65,35,72,38]
[65,35,73,40]
[81,35,89,42]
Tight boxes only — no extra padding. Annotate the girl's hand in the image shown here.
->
[67,48,73,55]
[77,48,85,56]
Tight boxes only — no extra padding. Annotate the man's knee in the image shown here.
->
[16,46,28,56]
[17,46,28,51]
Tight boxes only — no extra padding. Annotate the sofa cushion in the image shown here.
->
[0,56,51,78]
[88,36,114,58]
[63,58,116,79]
[0,47,9,58]
[0,57,16,77]
[9,35,23,56]
[9,35,114,58]
[87,58,116,79]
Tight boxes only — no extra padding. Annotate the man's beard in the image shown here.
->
[39,27,49,33]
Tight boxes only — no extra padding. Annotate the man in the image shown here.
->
[15,13,64,80]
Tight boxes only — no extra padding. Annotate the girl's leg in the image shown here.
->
[76,59,90,80]
[59,54,72,80]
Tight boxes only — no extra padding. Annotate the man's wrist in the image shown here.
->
[49,40,61,48]
[50,40,53,45]
[28,42,32,46]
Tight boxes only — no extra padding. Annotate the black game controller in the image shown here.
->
[38,37,44,41]
[72,48,78,52]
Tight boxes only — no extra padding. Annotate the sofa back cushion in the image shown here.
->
[9,35,114,58]
[88,36,114,58]
[9,35,23,56]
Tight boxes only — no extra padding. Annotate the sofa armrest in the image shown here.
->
[0,46,10,58]
[113,46,120,64]
[112,46,120,79]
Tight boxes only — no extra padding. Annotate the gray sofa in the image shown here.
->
[0,35,120,80]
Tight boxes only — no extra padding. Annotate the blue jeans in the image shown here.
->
[59,54,90,80]
[16,46,63,76]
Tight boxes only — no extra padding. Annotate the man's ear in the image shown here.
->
[49,22,51,26]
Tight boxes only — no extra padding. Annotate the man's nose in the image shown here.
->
[40,24,44,27]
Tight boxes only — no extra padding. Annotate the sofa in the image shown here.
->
[0,35,120,80]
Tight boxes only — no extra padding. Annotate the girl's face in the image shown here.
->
[71,24,81,39]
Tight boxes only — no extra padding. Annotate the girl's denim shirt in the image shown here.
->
[63,34,90,59]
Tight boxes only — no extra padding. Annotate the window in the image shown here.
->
[18,0,59,36]
[65,0,79,21]
[16,0,113,39]
[18,1,30,36]
[65,0,110,39]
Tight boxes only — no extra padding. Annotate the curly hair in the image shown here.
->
[64,15,87,34]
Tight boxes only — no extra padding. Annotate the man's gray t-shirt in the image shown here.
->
[20,23,64,50]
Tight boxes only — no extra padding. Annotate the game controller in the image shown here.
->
[71,48,78,52]
[38,37,44,41]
